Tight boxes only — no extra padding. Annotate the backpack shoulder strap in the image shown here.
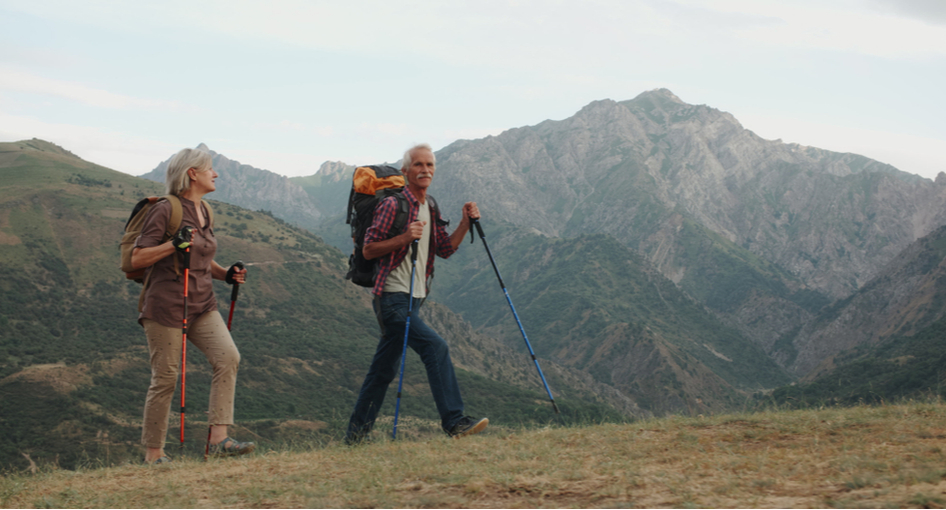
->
[162,195,183,240]
[138,267,153,312]
[161,195,183,277]
[426,194,449,227]
[391,192,411,236]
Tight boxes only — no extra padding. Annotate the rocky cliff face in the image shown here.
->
[140,144,325,233]
[429,90,946,370]
[436,89,946,301]
[788,224,946,377]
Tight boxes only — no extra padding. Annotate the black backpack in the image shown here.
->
[345,165,446,287]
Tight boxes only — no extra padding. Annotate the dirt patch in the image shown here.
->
[0,230,21,245]
[100,208,130,219]
[0,362,92,393]
[0,208,19,244]
[276,420,328,432]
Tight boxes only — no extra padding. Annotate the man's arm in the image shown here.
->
[364,221,424,260]
[448,202,480,251]
[362,196,424,260]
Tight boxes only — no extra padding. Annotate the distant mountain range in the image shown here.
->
[428,89,946,377]
[141,89,946,380]
[140,144,353,235]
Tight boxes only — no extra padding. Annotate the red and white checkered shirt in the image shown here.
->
[365,187,456,297]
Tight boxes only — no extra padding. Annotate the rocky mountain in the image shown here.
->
[784,224,946,377]
[144,90,946,380]
[435,89,945,296]
[769,225,946,405]
[139,89,946,378]
[140,144,329,234]
[426,89,946,373]
[433,223,791,415]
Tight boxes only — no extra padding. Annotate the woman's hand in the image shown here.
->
[226,263,247,285]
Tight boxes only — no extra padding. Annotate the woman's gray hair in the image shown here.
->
[166,148,212,196]
[401,143,435,172]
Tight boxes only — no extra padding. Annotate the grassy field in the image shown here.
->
[5,403,946,508]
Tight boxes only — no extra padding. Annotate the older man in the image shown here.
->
[345,143,488,443]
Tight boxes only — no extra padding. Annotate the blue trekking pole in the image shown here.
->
[471,219,559,414]
[392,241,419,439]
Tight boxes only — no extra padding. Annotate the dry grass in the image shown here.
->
[6,403,946,508]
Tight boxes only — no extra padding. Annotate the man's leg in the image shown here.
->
[345,293,409,442]
[407,299,465,432]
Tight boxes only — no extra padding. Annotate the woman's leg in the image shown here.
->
[188,311,241,445]
[141,319,182,461]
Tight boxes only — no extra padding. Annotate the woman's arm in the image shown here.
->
[130,242,175,270]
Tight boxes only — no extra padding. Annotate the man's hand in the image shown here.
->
[463,202,480,222]
[404,220,426,243]
[451,202,481,251]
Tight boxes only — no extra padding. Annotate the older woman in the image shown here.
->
[131,147,254,464]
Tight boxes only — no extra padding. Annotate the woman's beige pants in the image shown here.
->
[141,311,240,448]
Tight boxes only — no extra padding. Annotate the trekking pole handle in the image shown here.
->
[228,261,245,302]
[410,239,418,262]
[471,217,485,241]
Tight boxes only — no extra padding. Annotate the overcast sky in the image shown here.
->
[1,0,943,179]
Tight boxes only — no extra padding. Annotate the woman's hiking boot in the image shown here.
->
[208,437,256,458]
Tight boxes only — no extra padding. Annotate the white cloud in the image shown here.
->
[0,65,190,111]
[1,0,942,181]
[679,0,946,58]
[355,122,413,138]
[864,0,946,25]
[0,110,179,175]
[235,119,333,136]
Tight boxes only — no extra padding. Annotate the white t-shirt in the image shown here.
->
[383,201,430,298]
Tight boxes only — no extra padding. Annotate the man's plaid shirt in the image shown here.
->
[365,187,456,297]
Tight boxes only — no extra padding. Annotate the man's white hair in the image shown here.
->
[401,143,435,172]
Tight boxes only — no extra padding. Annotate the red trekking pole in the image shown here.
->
[226,261,245,331]
[177,227,193,451]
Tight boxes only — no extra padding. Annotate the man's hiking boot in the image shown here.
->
[344,432,371,446]
[448,416,489,438]
[208,437,255,458]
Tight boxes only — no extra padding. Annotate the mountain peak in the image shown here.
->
[637,88,686,104]
[635,88,685,104]
[621,89,690,117]
[196,143,211,153]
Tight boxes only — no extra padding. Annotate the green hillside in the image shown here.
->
[433,221,792,415]
[766,224,946,407]
[769,315,946,407]
[0,140,618,471]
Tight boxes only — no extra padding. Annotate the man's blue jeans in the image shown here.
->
[346,292,465,439]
